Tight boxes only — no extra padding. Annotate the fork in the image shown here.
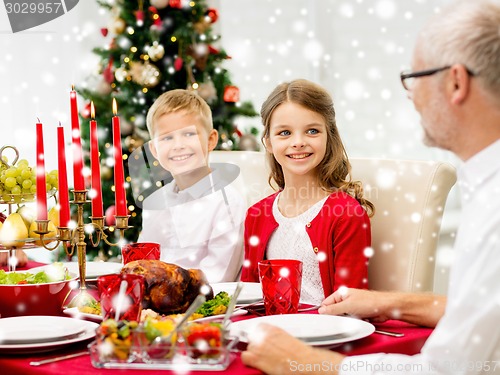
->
[297,304,320,312]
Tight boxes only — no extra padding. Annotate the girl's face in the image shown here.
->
[266,102,328,181]
[150,110,218,176]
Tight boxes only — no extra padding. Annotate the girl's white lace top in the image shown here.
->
[266,193,328,304]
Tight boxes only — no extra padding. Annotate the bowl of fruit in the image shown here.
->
[0,263,77,318]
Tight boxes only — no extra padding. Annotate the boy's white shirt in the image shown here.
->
[138,165,245,283]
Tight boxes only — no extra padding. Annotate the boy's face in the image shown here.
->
[149,110,218,176]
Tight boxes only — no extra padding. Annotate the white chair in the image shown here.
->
[210,151,457,293]
[349,158,457,292]
[209,151,274,207]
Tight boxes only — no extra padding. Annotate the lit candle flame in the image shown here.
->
[112,98,118,116]
[91,101,95,120]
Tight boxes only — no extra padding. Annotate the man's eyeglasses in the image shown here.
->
[400,65,475,91]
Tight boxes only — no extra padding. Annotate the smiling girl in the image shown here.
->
[241,79,374,304]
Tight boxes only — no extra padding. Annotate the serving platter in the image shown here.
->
[211,282,263,304]
[63,307,248,323]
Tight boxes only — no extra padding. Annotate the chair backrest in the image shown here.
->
[209,151,274,207]
[349,158,457,292]
[210,151,457,293]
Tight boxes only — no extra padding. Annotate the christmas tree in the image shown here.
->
[76,0,258,260]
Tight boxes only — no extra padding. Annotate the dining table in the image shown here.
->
[0,261,433,374]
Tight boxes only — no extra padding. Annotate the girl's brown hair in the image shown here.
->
[261,79,374,217]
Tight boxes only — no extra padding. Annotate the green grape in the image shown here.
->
[22,179,32,189]
[30,185,37,194]
[11,185,21,195]
[0,175,5,184]
[46,182,51,191]
[47,174,58,188]
[4,176,16,188]
[16,159,29,167]
[30,175,36,184]
[21,168,31,180]
[5,168,17,178]
[16,175,23,185]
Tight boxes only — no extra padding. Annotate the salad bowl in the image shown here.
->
[0,264,77,318]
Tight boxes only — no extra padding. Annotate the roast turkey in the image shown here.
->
[121,260,213,315]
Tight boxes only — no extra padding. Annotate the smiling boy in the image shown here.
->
[137,89,245,283]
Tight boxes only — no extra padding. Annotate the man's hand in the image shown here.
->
[319,287,444,328]
[241,323,344,375]
[318,287,395,322]
[0,249,28,268]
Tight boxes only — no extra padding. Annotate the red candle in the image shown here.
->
[57,125,70,227]
[112,98,127,216]
[36,121,47,220]
[90,102,104,217]
[70,85,85,190]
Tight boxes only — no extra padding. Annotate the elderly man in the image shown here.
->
[241,0,500,374]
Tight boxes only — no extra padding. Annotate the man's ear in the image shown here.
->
[149,140,159,160]
[450,64,471,105]
[208,129,219,151]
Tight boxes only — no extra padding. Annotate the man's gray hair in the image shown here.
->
[418,0,500,95]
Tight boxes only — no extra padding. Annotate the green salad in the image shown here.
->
[0,262,69,285]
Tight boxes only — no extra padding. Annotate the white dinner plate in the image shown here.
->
[30,261,122,281]
[0,316,99,354]
[211,282,263,304]
[0,316,88,344]
[63,307,248,323]
[229,314,375,347]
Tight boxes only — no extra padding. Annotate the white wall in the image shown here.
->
[0,0,457,292]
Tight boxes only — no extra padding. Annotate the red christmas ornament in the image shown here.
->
[174,57,184,71]
[208,45,219,54]
[103,66,114,84]
[105,205,116,226]
[100,27,108,37]
[223,85,240,103]
[81,102,91,119]
[103,58,114,83]
[149,6,162,27]
[206,8,219,23]
[234,127,243,137]
[136,10,145,25]
[169,0,182,9]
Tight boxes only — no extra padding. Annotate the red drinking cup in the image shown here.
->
[121,242,160,264]
[97,273,145,321]
[258,259,303,315]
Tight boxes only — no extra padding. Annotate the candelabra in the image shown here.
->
[35,189,130,308]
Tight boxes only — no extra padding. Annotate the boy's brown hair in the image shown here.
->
[146,89,213,137]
